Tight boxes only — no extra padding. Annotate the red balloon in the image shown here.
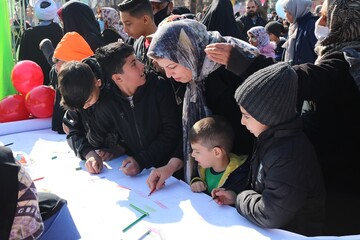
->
[0,94,30,123]
[25,85,55,118]
[11,60,44,95]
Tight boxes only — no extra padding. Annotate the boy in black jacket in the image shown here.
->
[212,63,325,236]
[60,42,183,182]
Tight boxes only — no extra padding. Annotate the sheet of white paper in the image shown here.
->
[1,124,346,240]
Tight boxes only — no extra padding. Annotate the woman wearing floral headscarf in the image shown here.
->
[206,0,360,235]
[281,0,318,65]
[99,7,128,44]
[147,18,274,184]
[247,26,276,59]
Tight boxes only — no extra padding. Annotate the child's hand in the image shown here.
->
[120,156,140,176]
[191,181,207,193]
[211,188,237,205]
[62,123,70,135]
[85,150,103,174]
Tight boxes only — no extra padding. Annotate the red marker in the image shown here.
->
[148,187,156,197]
[148,181,166,196]
[33,177,45,182]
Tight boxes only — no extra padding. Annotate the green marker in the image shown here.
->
[122,213,148,232]
[129,204,148,215]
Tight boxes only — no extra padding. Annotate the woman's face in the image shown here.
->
[318,0,328,27]
[285,11,294,23]
[155,58,192,83]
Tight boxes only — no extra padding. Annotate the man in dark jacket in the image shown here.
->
[236,0,267,41]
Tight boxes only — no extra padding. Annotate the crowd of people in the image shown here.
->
[6,0,360,238]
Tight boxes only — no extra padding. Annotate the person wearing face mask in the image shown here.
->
[150,0,174,26]
[314,17,329,41]
[205,0,360,235]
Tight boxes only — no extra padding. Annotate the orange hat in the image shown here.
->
[53,32,94,61]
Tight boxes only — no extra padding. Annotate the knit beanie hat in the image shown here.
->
[234,62,298,126]
[265,21,284,38]
[35,0,57,21]
[53,32,94,61]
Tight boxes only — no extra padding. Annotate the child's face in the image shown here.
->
[248,33,258,47]
[83,79,102,109]
[240,106,269,137]
[191,141,217,169]
[120,11,147,39]
[116,54,146,92]
[267,32,278,42]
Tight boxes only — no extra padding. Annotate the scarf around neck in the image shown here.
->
[314,0,360,91]
[281,0,312,63]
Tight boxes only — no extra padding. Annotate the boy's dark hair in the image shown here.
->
[95,41,134,82]
[118,0,153,19]
[189,116,234,154]
[58,61,96,111]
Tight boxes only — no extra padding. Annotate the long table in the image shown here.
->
[1,119,358,240]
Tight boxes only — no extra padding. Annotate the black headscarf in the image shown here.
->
[60,0,105,51]
[200,0,242,39]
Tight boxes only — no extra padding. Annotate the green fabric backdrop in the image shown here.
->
[0,1,16,101]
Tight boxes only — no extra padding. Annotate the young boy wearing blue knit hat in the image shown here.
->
[212,62,326,236]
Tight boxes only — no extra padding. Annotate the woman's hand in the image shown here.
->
[205,43,233,66]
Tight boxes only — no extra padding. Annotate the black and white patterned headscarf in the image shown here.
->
[315,0,360,90]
